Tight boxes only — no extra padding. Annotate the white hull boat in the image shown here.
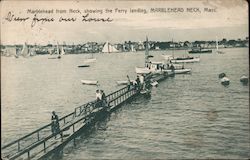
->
[81,80,98,85]
[166,68,191,74]
[162,55,173,60]
[150,81,158,87]
[84,58,96,63]
[116,80,128,85]
[135,67,151,74]
[170,57,200,63]
[240,75,248,84]
[221,77,230,85]
[116,80,136,85]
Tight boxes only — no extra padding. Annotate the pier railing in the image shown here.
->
[1,86,139,160]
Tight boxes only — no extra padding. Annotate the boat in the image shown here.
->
[240,75,248,85]
[162,55,173,61]
[219,73,226,79]
[102,42,119,53]
[166,68,191,74]
[84,58,96,63]
[221,77,230,85]
[135,67,151,74]
[84,51,96,63]
[78,65,90,68]
[150,80,158,87]
[81,80,98,85]
[148,61,191,74]
[162,40,200,63]
[116,80,129,85]
[116,80,136,85]
[188,46,212,54]
[135,37,161,75]
[20,42,32,58]
[216,37,225,54]
[140,89,151,98]
[170,56,200,63]
[48,43,64,59]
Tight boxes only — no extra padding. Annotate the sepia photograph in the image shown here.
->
[1,0,249,159]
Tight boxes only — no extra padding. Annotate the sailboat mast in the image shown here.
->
[216,37,219,51]
[145,36,149,67]
[172,38,175,58]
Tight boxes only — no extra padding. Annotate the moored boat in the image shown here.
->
[170,57,200,63]
[221,77,230,85]
[166,68,191,74]
[188,47,212,54]
[78,65,90,68]
[240,75,248,85]
[81,80,98,85]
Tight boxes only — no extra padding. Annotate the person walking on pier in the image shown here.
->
[51,111,61,139]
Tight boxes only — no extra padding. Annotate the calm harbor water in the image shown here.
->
[1,48,249,159]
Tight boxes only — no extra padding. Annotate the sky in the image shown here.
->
[0,0,248,45]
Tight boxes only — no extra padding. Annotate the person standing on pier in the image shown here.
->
[96,90,102,108]
[127,75,131,90]
[51,111,61,139]
[139,74,145,89]
[135,75,140,90]
[101,90,108,108]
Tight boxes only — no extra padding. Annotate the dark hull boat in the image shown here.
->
[189,49,212,54]
[78,65,90,68]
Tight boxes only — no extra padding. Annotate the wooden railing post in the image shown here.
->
[43,141,46,153]
[37,132,40,141]
[27,150,30,159]
[17,140,20,152]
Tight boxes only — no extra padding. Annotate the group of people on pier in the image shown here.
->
[126,74,151,92]
[95,89,108,108]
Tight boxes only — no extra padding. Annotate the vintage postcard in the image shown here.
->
[1,0,249,159]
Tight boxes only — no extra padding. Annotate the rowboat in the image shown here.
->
[221,77,230,85]
[116,80,136,85]
[240,75,248,85]
[81,80,98,85]
[78,65,90,68]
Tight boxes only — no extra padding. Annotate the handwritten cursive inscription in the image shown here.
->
[31,14,54,27]
[4,12,113,28]
[82,13,113,22]
[5,12,29,22]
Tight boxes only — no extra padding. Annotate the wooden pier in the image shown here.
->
[1,72,174,160]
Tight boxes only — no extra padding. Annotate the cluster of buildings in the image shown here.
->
[1,37,248,56]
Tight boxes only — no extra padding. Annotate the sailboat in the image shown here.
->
[102,42,119,53]
[131,45,136,52]
[135,37,151,74]
[20,43,30,57]
[216,37,224,54]
[57,44,65,59]
[48,43,64,59]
